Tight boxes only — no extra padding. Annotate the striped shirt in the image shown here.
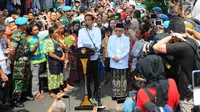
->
[27,35,46,64]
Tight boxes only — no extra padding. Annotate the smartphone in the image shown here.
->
[36,18,40,21]
[44,16,47,20]
[154,20,163,26]
[192,70,200,106]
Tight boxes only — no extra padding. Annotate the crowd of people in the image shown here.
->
[0,0,200,112]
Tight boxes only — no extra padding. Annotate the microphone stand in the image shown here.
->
[85,26,105,110]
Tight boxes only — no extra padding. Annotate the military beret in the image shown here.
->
[57,6,63,10]
[62,6,71,11]
[157,14,169,21]
[152,7,161,12]
[15,17,28,25]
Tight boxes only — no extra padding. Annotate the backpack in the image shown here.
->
[143,88,173,112]
[185,38,200,70]
[179,38,200,91]
[186,18,200,33]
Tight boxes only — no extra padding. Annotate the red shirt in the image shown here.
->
[121,12,128,21]
[136,79,180,112]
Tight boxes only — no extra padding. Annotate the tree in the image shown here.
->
[142,0,170,14]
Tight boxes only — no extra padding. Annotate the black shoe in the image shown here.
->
[26,96,34,101]
[93,92,98,100]
[1,102,11,108]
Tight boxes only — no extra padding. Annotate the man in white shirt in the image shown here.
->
[107,23,130,99]
[78,14,102,100]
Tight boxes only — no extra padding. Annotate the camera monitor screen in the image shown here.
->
[155,20,163,26]
[192,70,200,105]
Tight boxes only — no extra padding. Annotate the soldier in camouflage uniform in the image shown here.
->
[60,6,72,25]
[9,17,31,107]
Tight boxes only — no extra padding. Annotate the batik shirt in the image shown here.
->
[10,31,30,77]
[44,38,55,54]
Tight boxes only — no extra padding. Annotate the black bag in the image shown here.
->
[143,87,173,112]
[185,38,200,70]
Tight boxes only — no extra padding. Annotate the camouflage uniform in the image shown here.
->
[60,15,71,25]
[10,30,31,102]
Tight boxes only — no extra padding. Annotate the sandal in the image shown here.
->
[67,84,75,90]
[101,80,106,86]
[49,93,56,98]
[35,93,45,99]
[64,88,72,93]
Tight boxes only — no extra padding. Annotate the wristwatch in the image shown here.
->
[170,32,176,39]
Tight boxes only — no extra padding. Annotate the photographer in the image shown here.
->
[145,17,198,111]
[48,93,66,112]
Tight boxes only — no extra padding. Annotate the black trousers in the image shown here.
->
[86,59,99,99]
[0,80,9,106]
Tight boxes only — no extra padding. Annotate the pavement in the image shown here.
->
[1,83,119,112]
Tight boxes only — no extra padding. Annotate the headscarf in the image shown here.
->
[129,19,139,39]
[138,55,169,107]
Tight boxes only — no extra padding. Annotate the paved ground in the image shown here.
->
[1,83,119,112]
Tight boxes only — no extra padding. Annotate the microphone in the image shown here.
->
[85,24,88,28]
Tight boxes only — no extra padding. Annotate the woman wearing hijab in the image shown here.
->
[127,19,139,73]
[129,19,139,41]
[136,55,180,112]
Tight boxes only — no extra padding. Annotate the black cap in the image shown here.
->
[115,23,124,29]
[169,17,186,33]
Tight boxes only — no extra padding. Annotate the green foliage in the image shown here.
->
[142,0,170,13]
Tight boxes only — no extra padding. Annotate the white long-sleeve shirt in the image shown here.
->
[78,26,102,60]
[108,34,130,69]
